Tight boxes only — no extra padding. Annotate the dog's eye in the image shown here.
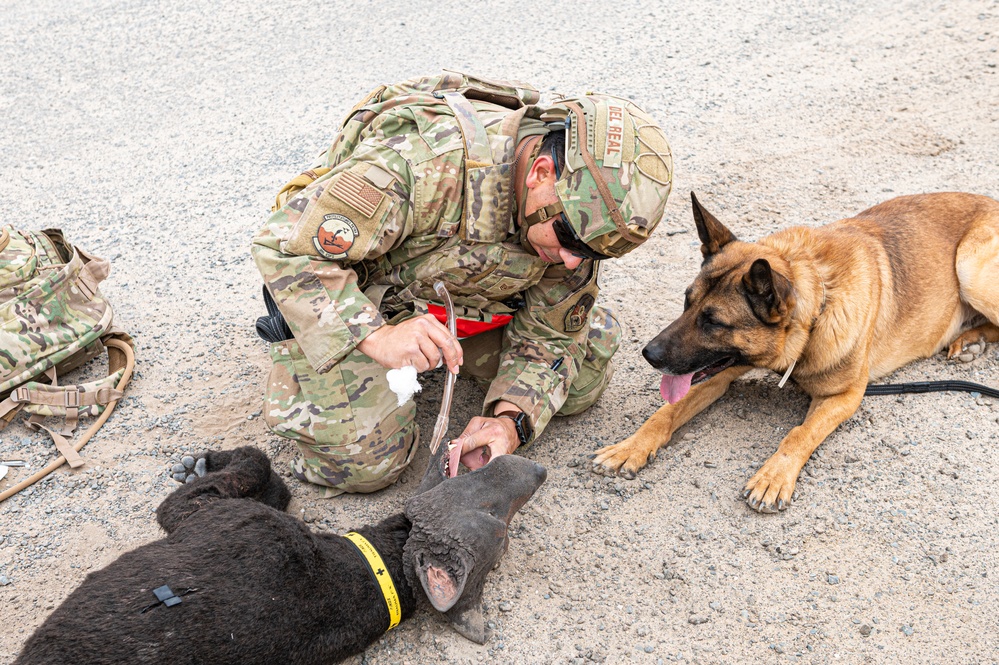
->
[699,312,731,331]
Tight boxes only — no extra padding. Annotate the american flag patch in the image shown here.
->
[332,171,384,218]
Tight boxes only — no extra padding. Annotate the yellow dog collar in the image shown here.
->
[344,531,402,630]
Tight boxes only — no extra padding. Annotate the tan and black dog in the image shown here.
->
[594,191,999,512]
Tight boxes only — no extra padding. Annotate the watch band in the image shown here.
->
[494,410,532,447]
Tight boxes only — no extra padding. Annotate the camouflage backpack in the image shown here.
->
[0,227,134,502]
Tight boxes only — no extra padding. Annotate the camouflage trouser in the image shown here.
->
[263,305,620,496]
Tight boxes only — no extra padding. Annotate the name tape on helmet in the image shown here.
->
[602,104,624,169]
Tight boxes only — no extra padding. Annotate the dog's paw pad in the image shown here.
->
[171,455,208,484]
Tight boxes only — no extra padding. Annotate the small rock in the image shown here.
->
[688,615,709,625]
[860,624,872,637]
[827,574,840,585]
[957,353,974,363]
[901,624,914,636]
[499,601,513,612]
[0,575,10,586]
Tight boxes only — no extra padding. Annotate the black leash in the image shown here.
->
[865,380,999,399]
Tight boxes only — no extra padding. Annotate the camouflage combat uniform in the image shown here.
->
[252,73,625,495]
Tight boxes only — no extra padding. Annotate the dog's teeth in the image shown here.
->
[447,442,457,451]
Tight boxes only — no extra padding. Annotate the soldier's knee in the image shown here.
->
[559,360,614,416]
[292,422,420,495]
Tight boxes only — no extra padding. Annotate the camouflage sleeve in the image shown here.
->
[482,261,600,442]
[251,142,415,374]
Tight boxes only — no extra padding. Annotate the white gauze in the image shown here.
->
[386,365,422,407]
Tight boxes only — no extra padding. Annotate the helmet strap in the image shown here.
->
[524,202,564,227]
[514,136,544,228]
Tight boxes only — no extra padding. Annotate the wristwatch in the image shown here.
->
[494,410,533,448]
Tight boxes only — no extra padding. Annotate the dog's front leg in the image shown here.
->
[743,384,866,513]
[157,447,290,533]
[592,367,750,478]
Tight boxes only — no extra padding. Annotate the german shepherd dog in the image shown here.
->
[594,192,999,512]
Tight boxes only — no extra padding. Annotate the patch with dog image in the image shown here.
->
[563,293,594,333]
[314,214,358,260]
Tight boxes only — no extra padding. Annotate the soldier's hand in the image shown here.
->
[357,314,462,373]
[453,415,519,471]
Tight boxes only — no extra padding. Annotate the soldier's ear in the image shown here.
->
[526,152,558,189]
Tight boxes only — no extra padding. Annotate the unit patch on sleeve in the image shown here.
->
[563,293,595,333]
[314,214,359,260]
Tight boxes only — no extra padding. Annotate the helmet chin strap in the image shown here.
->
[515,135,549,255]
[515,138,546,217]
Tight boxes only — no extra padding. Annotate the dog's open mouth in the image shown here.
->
[442,441,461,479]
[659,356,738,404]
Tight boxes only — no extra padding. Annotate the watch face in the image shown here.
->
[515,413,532,445]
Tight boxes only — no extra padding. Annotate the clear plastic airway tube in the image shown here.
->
[429,281,457,454]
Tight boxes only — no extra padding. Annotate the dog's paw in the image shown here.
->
[170,455,207,484]
[743,457,799,513]
[590,436,657,479]
[946,327,994,360]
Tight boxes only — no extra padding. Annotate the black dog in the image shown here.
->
[15,443,546,664]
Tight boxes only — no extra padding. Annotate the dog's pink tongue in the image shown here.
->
[660,373,694,404]
[447,442,462,479]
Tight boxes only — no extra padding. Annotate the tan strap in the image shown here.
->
[75,248,111,299]
[440,91,494,166]
[0,336,135,504]
[11,386,123,407]
[523,202,565,227]
[0,228,9,253]
[0,397,22,430]
[562,101,643,244]
[31,422,85,468]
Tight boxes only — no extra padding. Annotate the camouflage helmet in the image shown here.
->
[526,95,673,259]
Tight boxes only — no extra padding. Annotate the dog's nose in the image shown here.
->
[642,344,661,366]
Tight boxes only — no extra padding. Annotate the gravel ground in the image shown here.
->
[1,1,998,663]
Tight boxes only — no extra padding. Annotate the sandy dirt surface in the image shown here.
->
[2,1,998,663]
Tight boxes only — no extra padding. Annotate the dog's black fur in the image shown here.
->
[15,445,546,664]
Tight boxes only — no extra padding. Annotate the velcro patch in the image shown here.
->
[332,171,384,218]
[362,164,395,190]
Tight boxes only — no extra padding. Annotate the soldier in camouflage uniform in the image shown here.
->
[252,72,673,496]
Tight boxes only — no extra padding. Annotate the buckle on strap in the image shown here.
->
[64,390,80,408]
[12,387,30,403]
[95,387,122,404]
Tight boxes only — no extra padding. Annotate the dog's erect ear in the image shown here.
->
[691,192,737,260]
[412,542,490,644]
[415,552,471,613]
[742,258,794,323]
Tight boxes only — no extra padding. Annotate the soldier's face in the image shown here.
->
[526,219,585,270]
[522,151,585,270]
